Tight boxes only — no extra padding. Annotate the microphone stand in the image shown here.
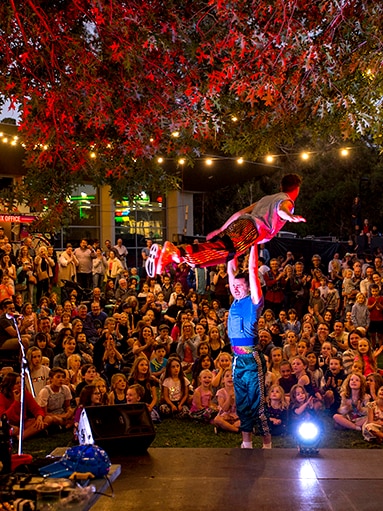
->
[7,314,33,455]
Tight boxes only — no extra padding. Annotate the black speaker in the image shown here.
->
[82,404,156,455]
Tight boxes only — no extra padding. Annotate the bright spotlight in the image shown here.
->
[295,420,322,455]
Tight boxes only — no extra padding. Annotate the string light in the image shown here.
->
[0,127,357,167]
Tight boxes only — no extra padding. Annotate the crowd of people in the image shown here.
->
[1,230,383,447]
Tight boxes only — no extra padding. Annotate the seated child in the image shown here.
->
[266,384,288,436]
[278,360,297,402]
[363,385,383,442]
[127,383,145,404]
[37,367,74,429]
[149,343,168,384]
[189,369,218,422]
[321,356,346,414]
[333,373,369,431]
[160,356,190,418]
[213,369,240,433]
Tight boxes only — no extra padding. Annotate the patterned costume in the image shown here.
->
[228,295,270,435]
[181,192,293,267]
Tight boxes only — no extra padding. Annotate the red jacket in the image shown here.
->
[0,390,45,425]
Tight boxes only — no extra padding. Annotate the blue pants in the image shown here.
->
[232,351,270,435]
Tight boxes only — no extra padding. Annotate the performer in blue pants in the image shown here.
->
[227,246,271,448]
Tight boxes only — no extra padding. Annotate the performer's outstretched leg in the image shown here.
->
[146,217,259,276]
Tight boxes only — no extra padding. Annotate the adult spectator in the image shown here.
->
[374,256,383,278]
[91,287,106,310]
[309,254,326,278]
[115,278,130,304]
[328,253,343,290]
[58,244,79,291]
[164,294,186,327]
[258,243,270,265]
[34,246,55,303]
[92,248,107,289]
[103,240,118,258]
[105,251,124,284]
[311,323,331,355]
[280,250,294,269]
[36,316,54,349]
[0,299,30,351]
[74,239,96,289]
[329,321,349,353]
[360,266,375,298]
[114,238,128,269]
[16,237,36,260]
[259,329,275,359]
[82,303,108,344]
[212,264,230,310]
[161,274,173,304]
[140,239,153,278]
[264,258,286,315]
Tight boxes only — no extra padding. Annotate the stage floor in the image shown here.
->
[91,448,383,511]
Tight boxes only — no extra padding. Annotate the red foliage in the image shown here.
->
[0,0,382,205]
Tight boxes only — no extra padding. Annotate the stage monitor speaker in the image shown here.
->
[82,404,156,455]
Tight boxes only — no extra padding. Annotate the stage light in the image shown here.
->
[295,420,322,455]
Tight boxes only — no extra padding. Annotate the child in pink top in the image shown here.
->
[189,369,218,422]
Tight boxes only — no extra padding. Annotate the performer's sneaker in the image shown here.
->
[145,244,162,278]
[157,241,181,274]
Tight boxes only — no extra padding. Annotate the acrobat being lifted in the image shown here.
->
[145,173,306,279]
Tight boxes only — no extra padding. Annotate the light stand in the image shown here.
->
[6,313,34,455]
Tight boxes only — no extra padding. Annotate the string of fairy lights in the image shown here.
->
[0,127,355,167]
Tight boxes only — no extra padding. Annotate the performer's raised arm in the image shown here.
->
[278,199,306,224]
[227,257,239,297]
[206,203,256,241]
[248,246,262,305]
